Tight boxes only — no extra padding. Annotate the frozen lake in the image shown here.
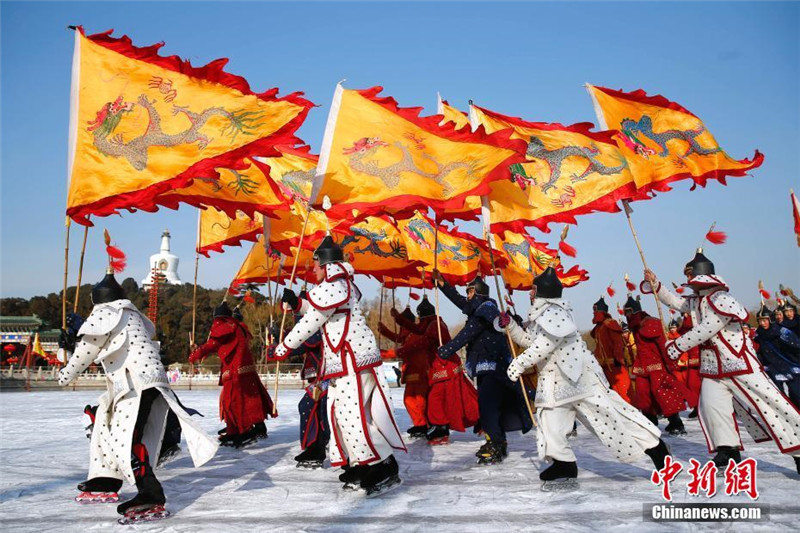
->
[1,388,798,532]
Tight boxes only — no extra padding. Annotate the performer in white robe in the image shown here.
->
[643,249,800,475]
[273,236,406,495]
[59,269,218,515]
[501,267,668,488]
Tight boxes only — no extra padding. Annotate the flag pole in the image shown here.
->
[621,200,667,331]
[72,220,90,313]
[378,278,385,350]
[273,209,312,416]
[433,217,444,346]
[62,217,72,329]
[479,198,536,424]
[190,209,201,388]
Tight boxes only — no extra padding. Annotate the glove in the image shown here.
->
[498,312,511,328]
[436,346,450,360]
[507,358,525,382]
[65,312,85,332]
[390,307,400,319]
[58,329,77,352]
[665,340,681,360]
[265,345,278,362]
[281,288,299,311]
[431,268,444,286]
[274,343,288,360]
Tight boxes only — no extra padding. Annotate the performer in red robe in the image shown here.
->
[623,296,693,436]
[668,315,701,418]
[190,302,274,447]
[392,296,479,445]
[379,307,429,438]
[590,297,632,404]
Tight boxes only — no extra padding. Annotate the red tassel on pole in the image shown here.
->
[606,284,616,297]
[759,289,771,300]
[705,230,727,245]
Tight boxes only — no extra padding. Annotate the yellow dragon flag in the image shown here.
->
[66,27,312,225]
[330,216,425,280]
[311,85,527,221]
[257,145,318,202]
[471,103,639,234]
[586,85,763,194]
[397,212,499,285]
[492,232,588,291]
[197,208,263,256]
[232,235,314,288]
[160,157,291,219]
[437,93,471,130]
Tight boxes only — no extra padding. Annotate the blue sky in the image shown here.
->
[1,1,798,329]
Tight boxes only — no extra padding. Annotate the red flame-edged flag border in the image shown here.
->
[589,85,764,197]
[66,27,314,226]
[314,86,529,223]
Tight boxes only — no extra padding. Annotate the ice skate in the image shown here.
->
[117,505,171,525]
[406,425,427,439]
[339,464,368,491]
[294,443,325,469]
[664,414,687,436]
[75,477,122,503]
[252,421,268,440]
[687,407,698,419]
[645,439,670,470]
[361,456,401,497]
[476,440,505,465]
[116,475,165,516]
[712,446,742,471]
[426,425,450,446]
[156,444,181,467]
[540,460,579,492]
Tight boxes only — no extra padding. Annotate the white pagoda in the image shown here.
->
[141,229,182,287]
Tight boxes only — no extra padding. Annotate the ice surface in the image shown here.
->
[1,388,798,532]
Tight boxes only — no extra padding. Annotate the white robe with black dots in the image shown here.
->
[58,299,218,485]
[280,262,406,467]
[645,279,800,456]
[507,298,661,463]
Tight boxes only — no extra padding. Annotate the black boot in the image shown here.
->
[294,442,326,467]
[712,446,742,469]
[117,475,165,515]
[664,414,687,436]
[688,407,698,419]
[644,413,659,427]
[645,439,670,470]
[252,421,268,440]
[360,455,401,496]
[794,457,800,476]
[476,440,505,465]
[339,464,369,489]
[539,460,578,481]
[426,425,450,445]
[77,477,123,493]
[406,425,427,439]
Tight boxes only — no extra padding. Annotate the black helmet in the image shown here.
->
[593,297,609,313]
[232,307,244,321]
[400,307,416,322]
[669,318,680,330]
[533,267,563,299]
[756,304,771,320]
[467,276,490,296]
[623,295,641,313]
[684,248,715,277]
[313,235,344,266]
[92,269,124,304]
[417,296,435,318]
[784,302,797,313]
[214,301,232,318]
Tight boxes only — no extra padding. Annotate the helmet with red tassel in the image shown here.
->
[92,229,126,304]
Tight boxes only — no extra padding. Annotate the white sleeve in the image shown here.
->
[58,333,105,386]
[507,319,534,348]
[642,280,690,313]
[282,305,335,350]
[673,309,728,352]
[511,329,565,373]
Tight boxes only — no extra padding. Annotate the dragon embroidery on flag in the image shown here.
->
[509,134,628,195]
[86,93,266,171]
[503,240,533,273]
[342,137,477,195]
[404,218,481,264]
[276,167,316,202]
[619,115,721,159]
[340,226,406,259]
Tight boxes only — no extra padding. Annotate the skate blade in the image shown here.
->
[296,461,323,469]
[541,479,579,492]
[75,492,118,504]
[117,505,170,525]
[365,476,402,498]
